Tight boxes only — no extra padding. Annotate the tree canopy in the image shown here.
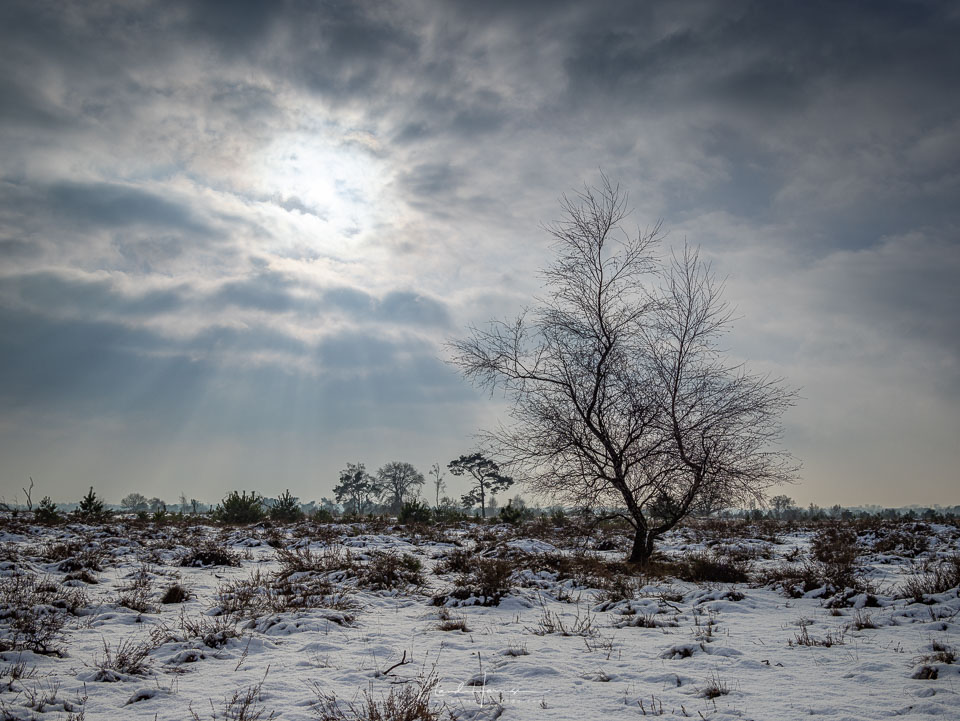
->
[450,178,797,561]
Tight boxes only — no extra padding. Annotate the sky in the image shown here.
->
[0,0,957,509]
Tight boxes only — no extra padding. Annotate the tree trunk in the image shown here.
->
[627,526,656,565]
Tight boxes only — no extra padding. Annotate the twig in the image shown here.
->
[382,650,410,676]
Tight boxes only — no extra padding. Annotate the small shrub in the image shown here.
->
[847,610,878,631]
[613,612,679,629]
[215,491,265,524]
[503,641,529,656]
[74,487,109,522]
[913,640,956,677]
[522,551,630,589]
[434,556,514,606]
[33,497,62,524]
[269,490,304,523]
[433,548,474,575]
[117,587,154,614]
[529,600,597,637]
[43,540,104,572]
[275,545,356,579]
[899,554,960,602]
[398,501,432,525]
[267,576,357,617]
[760,558,868,600]
[179,614,241,648]
[180,539,241,568]
[116,565,156,613]
[93,637,152,679]
[670,552,751,583]
[214,571,269,616]
[929,639,956,664]
[699,671,729,699]
[871,527,929,557]
[312,671,447,721]
[438,616,470,632]
[190,671,276,721]
[811,526,860,580]
[498,501,529,525]
[161,583,190,604]
[0,574,88,656]
[595,574,638,605]
[789,619,845,647]
[360,552,424,591]
[466,558,513,604]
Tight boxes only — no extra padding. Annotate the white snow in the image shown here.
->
[0,519,957,720]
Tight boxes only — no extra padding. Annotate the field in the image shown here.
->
[1,516,958,720]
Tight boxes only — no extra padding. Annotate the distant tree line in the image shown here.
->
[5,477,957,527]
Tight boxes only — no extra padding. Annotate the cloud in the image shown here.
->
[1,270,184,319]
[44,182,213,233]
[0,0,957,505]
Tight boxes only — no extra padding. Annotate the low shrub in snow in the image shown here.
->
[92,636,153,680]
[0,574,88,656]
[358,551,424,592]
[312,670,450,721]
[180,539,242,568]
[899,554,960,603]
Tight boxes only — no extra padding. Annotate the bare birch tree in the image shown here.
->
[449,177,797,563]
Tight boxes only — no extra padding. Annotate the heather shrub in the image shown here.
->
[435,558,514,606]
[360,551,424,591]
[670,552,751,583]
[0,574,88,655]
[899,554,960,602]
[180,539,241,568]
[161,583,190,604]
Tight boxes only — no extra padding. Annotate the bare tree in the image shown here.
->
[22,477,34,511]
[376,461,425,513]
[449,177,797,563]
[121,492,148,512]
[770,494,795,519]
[429,463,446,509]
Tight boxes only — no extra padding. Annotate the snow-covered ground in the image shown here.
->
[1,518,958,720]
